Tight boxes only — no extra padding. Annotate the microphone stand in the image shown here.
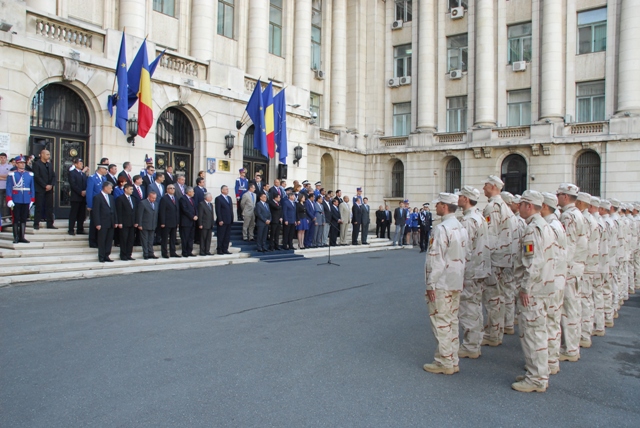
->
[318,221,341,266]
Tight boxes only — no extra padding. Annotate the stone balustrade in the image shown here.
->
[158,50,208,80]
[30,12,104,52]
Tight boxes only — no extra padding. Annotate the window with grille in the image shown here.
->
[394,44,412,78]
[445,158,462,194]
[507,90,532,126]
[269,0,283,56]
[311,0,322,70]
[501,154,527,196]
[576,151,601,196]
[243,126,267,159]
[393,103,411,136]
[447,34,468,72]
[576,81,605,122]
[508,23,532,64]
[156,108,194,148]
[217,0,234,38]
[578,8,607,54]
[30,84,89,134]
[392,161,404,198]
[310,93,321,126]
[153,0,175,17]
[446,96,467,132]
[395,1,412,22]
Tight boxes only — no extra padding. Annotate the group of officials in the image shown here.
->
[424,175,639,393]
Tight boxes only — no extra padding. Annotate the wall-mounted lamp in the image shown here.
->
[224,132,235,157]
[127,115,138,146]
[293,144,303,166]
[0,21,13,32]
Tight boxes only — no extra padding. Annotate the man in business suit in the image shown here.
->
[255,192,272,252]
[393,200,407,247]
[86,164,108,248]
[240,183,257,241]
[159,183,180,258]
[375,205,385,238]
[215,185,234,255]
[304,194,317,248]
[105,164,118,187]
[339,196,351,245]
[313,195,326,247]
[251,173,264,195]
[330,198,342,247]
[194,177,207,245]
[282,191,297,250]
[197,192,215,256]
[352,197,363,245]
[174,175,186,201]
[361,197,371,245]
[115,184,136,261]
[68,157,88,236]
[117,161,134,186]
[131,175,145,203]
[136,191,159,260]
[92,181,118,263]
[269,178,284,201]
[322,196,332,246]
[164,165,175,186]
[142,165,156,189]
[383,205,392,239]
[179,186,198,257]
[147,173,166,245]
[269,193,283,251]
[32,149,57,229]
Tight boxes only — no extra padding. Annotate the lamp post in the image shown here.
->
[224,132,235,157]
[127,115,138,146]
[293,144,303,166]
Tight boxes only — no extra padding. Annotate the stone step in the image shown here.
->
[0,241,235,257]
[0,232,88,242]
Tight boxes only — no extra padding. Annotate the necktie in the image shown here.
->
[127,173,131,182]
[251,193,254,204]
[127,196,133,209]
[105,194,110,206]
[137,186,142,199]
[171,195,175,204]
[151,202,155,210]
[227,196,231,204]
[189,197,193,206]
[208,202,212,210]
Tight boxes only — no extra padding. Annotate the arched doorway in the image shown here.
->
[501,154,527,195]
[30,83,90,219]
[242,125,269,182]
[576,150,601,196]
[321,153,335,191]
[155,107,194,184]
[391,160,404,198]
[445,157,462,193]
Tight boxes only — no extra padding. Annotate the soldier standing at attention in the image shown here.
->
[512,190,556,393]
[457,187,490,359]
[589,197,608,337]
[235,168,248,221]
[423,193,468,375]
[500,191,522,336]
[599,200,617,328]
[6,155,35,244]
[481,175,515,347]
[576,192,599,348]
[556,183,587,363]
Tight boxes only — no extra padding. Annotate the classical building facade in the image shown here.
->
[0,0,639,218]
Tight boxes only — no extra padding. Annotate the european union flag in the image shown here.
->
[114,32,128,135]
[245,80,268,158]
[274,88,288,164]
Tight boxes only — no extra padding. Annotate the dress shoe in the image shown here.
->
[162,255,170,259]
[68,231,76,236]
[99,259,105,263]
[188,253,196,257]
[33,225,40,230]
[170,254,181,258]
[104,258,114,262]
[149,255,158,259]
[205,252,214,256]
[422,363,454,375]
[77,230,87,235]
[143,256,149,260]
[223,251,232,255]
[199,253,206,256]
[120,257,128,261]
[47,225,58,229]
[89,244,98,249]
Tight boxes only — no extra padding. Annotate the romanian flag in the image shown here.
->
[524,242,534,255]
[262,81,275,158]
[136,40,153,138]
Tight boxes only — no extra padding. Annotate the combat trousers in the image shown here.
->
[242,212,255,240]
[634,252,640,289]
[503,268,517,331]
[592,273,605,333]
[561,276,581,357]
[580,274,595,341]
[603,272,615,323]
[618,262,628,302]
[547,289,563,373]
[628,257,636,294]
[483,266,507,343]
[427,289,460,369]
[518,295,550,389]
[459,279,484,354]
[611,267,621,311]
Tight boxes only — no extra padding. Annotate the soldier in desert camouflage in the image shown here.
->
[576,192,599,348]
[589,197,608,337]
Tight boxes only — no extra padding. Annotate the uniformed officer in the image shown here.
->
[599,200,616,327]
[623,203,637,297]
[481,175,516,347]
[613,200,631,305]
[6,155,35,244]
[457,186,490,359]
[512,190,556,393]
[608,198,624,314]
[235,168,248,221]
[418,203,432,253]
[589,196,608,337]
[86,164,108,248]
[353,187,363,204]
[139,154,155,180]
[633,202,640,292]
[556,183,587,362]
[540,192,566,376]
[423,192,468,375]
[576,192,598,348]
[314,181,322,198]
[500,191,523,335]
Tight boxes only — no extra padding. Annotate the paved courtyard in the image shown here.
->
[1,250,639,427]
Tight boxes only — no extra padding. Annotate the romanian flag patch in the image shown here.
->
[523,241,534,256]
[485,216,491,224]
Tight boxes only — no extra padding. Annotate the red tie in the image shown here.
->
[189,197,194,206]
[137,186,142,198]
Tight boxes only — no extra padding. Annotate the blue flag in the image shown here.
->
[274,89,288,164]
[245,80,268,158]
[114,33,128,135]
[127,42,165,109]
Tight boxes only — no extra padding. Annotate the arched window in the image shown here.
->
[501,154,527,195]
[391,161,404,198]
[156,107,194,148]
[576,150,601,196]
[321,153,335,192]
[445,157,461,193]
[30,84,89,134]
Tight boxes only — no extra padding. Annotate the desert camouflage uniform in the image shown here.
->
[610,212,625,309]
[618,212,631,302]
[602,213,617,323]
[625,212,637,295]
[425,213,468,369]
[482,195,515,344]
[545,214,566,373]
[459,208,491,354]
[559,203,587,358]
[591,211,608,334]
[634,212,640,291]
[581,209,599,342]
[504,214,526,332]
[513,213,556,389]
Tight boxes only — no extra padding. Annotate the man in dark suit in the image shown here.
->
[68,157,88,236]
[164,165,175,186]
[174,175,186,201]
[117,161,134,186]
[86,164,108,247]
[322,196,332,246]
[194,177,207,245]
[197,192,215,256]
[268,193,283,251]
[375,205,384,238]
[32,149,57,229]
[251,173,264,195]
[147,173,166,245]
[115,184,136,261]
[131,175,145,203]
[282,192,297,250]
[159,183,180,258]
[351,198,363,245]
[329,198,342,247]
[382,205,392,239]
[179,186,198,257]
[304,195,316,248]
[214,185,234,255]
[268,178,284,200]
[393,201,407,246]
[105,164,118,187]
[92,181,118,263]
[255,192,272,252]
[136,191,159,259]
[142,165,155,189]
[361,197,371,245]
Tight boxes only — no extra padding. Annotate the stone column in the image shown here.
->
[474,0,496,126]
[190,0,216,61]
[330,0,347,130]
[26,0,56,15]
[119,0,146,39]
[417,0,436,131]
[617,0,640,114]
[540,0,564,120]
[293,0,312,91]
[247,0,269,77]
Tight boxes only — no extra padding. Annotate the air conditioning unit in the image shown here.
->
[449,69,463,79]
[399,76,411,85]
[512,61,527,72]
[391,20,403,30]
[314,69,325,80]
[387,77,400,87]
[451,7,465,19]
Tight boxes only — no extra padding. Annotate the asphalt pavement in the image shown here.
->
[1,249,639,427]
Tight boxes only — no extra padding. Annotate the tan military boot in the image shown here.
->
[580,339,592,348]
[630,289,636,295]
[453,365,460,373]
[481,338,502,347]
[511,380,546,393]
[592,330,605,337]
[458,350,481,359]
[549,366,560,375]
[614,311,619,319]
[504,327,515,335]
[605,321,614,328]
[423,363,455,375]
[558,352,579,362]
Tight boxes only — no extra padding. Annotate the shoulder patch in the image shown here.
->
[523,241,534,256]
[429,237,434,248]
[28,172,34,176]
[485,216,491,224]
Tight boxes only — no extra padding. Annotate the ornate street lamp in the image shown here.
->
[293,144,303,166]
[127,115,138,146]
[224,132,235,157]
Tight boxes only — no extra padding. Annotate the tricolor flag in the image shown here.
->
[135,40,153,138]
[262,81,275,158]
[524,242,534,255]
[127,42,165,110]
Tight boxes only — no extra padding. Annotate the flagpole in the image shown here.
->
[110,28,126,96]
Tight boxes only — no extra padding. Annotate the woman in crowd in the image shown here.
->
[410,207,420,246]
[296,193,308,249]
[404,206,412,245]
[113,176,127,199]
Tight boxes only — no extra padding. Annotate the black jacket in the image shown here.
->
[115,194,136,228]
[91,193,117,228]
[32,159,56,193]
[296,202,307,222]
[352,203,363,225]
[68,168,87,202]
[269,199,283,222]
[159,194,179,228]
[179,195,197,227]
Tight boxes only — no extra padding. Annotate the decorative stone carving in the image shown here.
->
[63,57,79,81]
[542,144,551,156]
[483,147,492,158]
[473,148,482,159]
[531,144,540,156]
[178,86,192,105]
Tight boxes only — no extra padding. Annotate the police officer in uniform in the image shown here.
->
[418,203,432,253]
[235,168,248,221]
[6,155,35,244]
